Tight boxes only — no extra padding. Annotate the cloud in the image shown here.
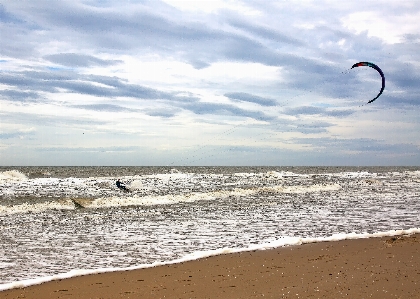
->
[294,121,333,134]
[0,3,17,23]
[224,92,277,106]
[1,0,420,166]
[0,69,185,101]
[293,137,420,155]
[0,111,108,128]
[71,104,134,112]
[0,128,36,140]
[37,145,141,152]
[0,132,21,139]
[0,89,40,101]
[283,106,354,117]
[44,53,122,67]
[227,17,306,47]
[143,108,179,118]
[178,101,273,121]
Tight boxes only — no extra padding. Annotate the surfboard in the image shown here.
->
[71,199,85,208]
[71,198,94,208]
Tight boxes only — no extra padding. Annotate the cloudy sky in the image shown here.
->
[1,0,419,166]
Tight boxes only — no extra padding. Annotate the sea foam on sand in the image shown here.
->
[1,227,419,292]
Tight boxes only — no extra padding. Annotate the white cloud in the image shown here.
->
[341,9,420,44]
[161,0,260,15]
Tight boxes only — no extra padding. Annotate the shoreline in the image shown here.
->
[1,233,419,299]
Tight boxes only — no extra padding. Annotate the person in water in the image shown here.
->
[116,179,129,191]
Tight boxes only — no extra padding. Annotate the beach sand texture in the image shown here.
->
[1,234,419,299]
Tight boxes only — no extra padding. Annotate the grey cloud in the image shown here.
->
[85,75,128,88]
[0,71,77,93]
[0,89,40,101]
[380,93,420,107]
[58,81,116,97]
[313,24,353,41]
[295,121,333,134]
[297,128,328,134]
[0,3,22,24]
[169,94,201,103]
[0,130,35,140]
[44,53,122,67]
[0,69,179,101]
[188,59,211,70]
[218,34,355,102]
[280,62,352,100]
[224,92,277,106]
[265,118,333,135]
[0,73,39,90]
[37,145,141,152]
[228,18,305,47]
[288,126,329,135]
[0,111,108,128]
[219,30,333,71]
[73,103,183,118]
[0,0,381,93]
[16,2,221,50]
[144,108,179,118]
[403,34,420,43]
[327,109,355,117]
[71,104,133,112]
[118,83,171,100]
[284,106,354,117]
[0,1,326,72]
[2,1,417,112]
[179,101,273,121]
[294,137,419,154]
[390,65,420,90]
[0,132,20,139]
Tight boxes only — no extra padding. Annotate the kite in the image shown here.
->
[351,62,385,104]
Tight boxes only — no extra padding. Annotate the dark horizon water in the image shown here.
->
[2,165,419,178]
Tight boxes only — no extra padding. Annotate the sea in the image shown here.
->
[1,166,419,291]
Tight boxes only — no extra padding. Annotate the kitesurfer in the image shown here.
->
[116,179,129,191]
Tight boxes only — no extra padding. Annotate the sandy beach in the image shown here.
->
[1,234,419,299]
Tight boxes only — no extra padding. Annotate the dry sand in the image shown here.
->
[1,234,419,299]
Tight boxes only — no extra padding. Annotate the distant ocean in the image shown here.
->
[1,166,419,290]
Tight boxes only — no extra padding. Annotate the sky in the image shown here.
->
[1,0,420,166]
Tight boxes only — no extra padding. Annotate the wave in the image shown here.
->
[1,227,418,292]
[84,183,341,209]
[0,199,75,215]
[0,170,28,181]
[2,168,417,215]
[0,183,341,214]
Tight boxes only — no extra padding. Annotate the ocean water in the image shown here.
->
[0,166,419,290]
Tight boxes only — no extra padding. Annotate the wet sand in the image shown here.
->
[1,234,419,299]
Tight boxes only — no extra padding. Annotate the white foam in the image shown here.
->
[81,184,341,209]
[0,170,28,181]
[0,200,75,215]
[127,179,144,191]
[264,183,334,195]
[405,170,420,177]
[1,227,418,292]
[152,172,195,182]
[0,178,341,213]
